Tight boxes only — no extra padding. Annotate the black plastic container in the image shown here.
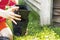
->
[0,37,10,40]
[13,5,30,36]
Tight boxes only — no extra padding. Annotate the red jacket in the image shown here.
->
[0,0,16,9]
[0,0,16,30]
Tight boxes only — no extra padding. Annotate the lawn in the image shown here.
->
[7,7,60,40]
[14,7,41,40]
[7,0,60,40]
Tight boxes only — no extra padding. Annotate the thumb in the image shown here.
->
[7,6,19,12]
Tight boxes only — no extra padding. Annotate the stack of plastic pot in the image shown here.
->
[13,5,30,36]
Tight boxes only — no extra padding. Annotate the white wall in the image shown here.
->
[25,0,40,14]
[40,0,53,25]
[27,0,40,10]
[25,0,53,26]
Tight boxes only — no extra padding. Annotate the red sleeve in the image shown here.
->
[9,1,16,6]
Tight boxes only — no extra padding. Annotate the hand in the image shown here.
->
[5,11,21,24]
[0,9,21,24]
[6,6,21,24]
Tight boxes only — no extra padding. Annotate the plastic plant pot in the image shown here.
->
[0,37,10,40]
[13,5,30,36]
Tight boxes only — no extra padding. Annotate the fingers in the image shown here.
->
[9,13,21,20]
[8,18,17,25]
[14,14,21,17]
[13,6,19,11]
[6,11,21,20]
[7,6,19,12]
[10,15,21,20]
[10,13,21,17]
[7,14,21,24]
[8,14,21,20]
[11,6,19,9]
[8,12,21,17]
[5,10,21,24]
[10,19,17,25]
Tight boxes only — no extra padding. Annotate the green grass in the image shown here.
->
[7,6,60,40]
[7,7,41,40]
[13,8,41,40]
[52,27,60,36]
[7,8,60,40]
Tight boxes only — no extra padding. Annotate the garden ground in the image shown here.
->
[7,8,60,40]
[7,0,60,40]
